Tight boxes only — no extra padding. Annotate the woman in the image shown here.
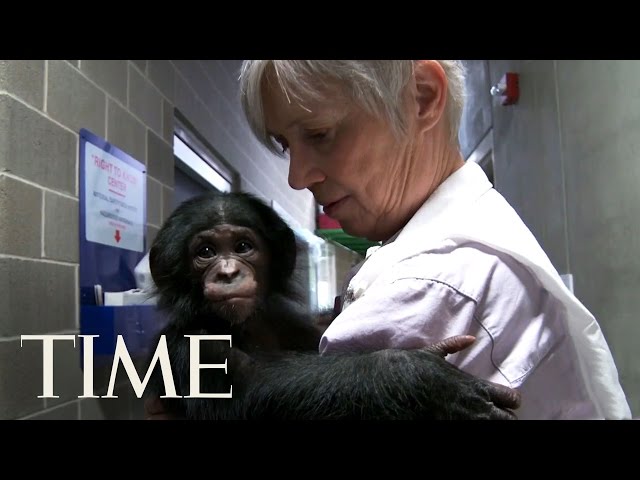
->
[238,60,631,419]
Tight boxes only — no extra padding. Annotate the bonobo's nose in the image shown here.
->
[215,259,241,283]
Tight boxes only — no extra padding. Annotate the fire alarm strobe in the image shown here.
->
[490,72,519,105]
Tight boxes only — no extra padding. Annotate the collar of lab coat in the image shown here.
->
[347,161,631,419]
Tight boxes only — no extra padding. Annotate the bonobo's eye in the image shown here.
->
[196,245,216,258]
[235,241,254,254]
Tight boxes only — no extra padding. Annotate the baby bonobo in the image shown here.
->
[143,191,521,420]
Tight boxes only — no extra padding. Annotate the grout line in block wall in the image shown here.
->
[0,252,77,267]
[43,60,48,113]
[0,172,78,202]
[41,190,46,257]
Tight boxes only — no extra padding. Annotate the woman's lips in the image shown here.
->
[323,196,348,218]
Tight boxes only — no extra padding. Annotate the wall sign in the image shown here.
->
[79,129,161,364]
[84,138,145,252]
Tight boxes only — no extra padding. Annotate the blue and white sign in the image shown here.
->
[84,139,145,252]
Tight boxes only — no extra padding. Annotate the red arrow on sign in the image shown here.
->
[115,230,121,243]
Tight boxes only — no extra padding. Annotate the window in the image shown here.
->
[172,116,237,209]
[173,134,232,194]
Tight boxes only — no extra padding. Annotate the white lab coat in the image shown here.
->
[341,161,631,420]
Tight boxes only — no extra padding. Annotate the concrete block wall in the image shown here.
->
[459,59,640,417]
[1,60,315,420]
[0,60,177,420]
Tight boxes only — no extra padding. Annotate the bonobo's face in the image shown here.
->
[189,223,270,325]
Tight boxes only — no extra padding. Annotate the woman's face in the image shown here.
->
[262,72,452,241]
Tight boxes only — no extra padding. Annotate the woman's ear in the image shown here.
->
[413,60,448,134]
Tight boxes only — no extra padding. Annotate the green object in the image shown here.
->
[314,229,380,257]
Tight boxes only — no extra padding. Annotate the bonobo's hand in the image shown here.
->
[423,334,478,357]
[227,347,258,380]
[415,335,521,420]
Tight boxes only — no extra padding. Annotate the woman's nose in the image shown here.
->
[287,149,325,190]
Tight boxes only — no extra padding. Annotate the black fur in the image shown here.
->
[144,191,520,420]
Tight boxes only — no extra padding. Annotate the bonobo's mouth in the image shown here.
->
[212,294,252,303]
[203,283,257,303]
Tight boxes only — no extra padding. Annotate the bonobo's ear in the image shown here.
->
[272,216,296,276]
[148,244,160,282]
[264,204,297,287]
[147,215,187,292]
[239,192,297,289]
[148,238,172,292]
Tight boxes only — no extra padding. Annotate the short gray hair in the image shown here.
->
[239,60,467,156]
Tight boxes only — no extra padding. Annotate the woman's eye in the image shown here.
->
[197,246,216,258]
[273,136,289,154]
[306,130,329,142]
[235,241,253,254]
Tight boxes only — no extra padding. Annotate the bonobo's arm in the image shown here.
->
[232,336,521,420]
